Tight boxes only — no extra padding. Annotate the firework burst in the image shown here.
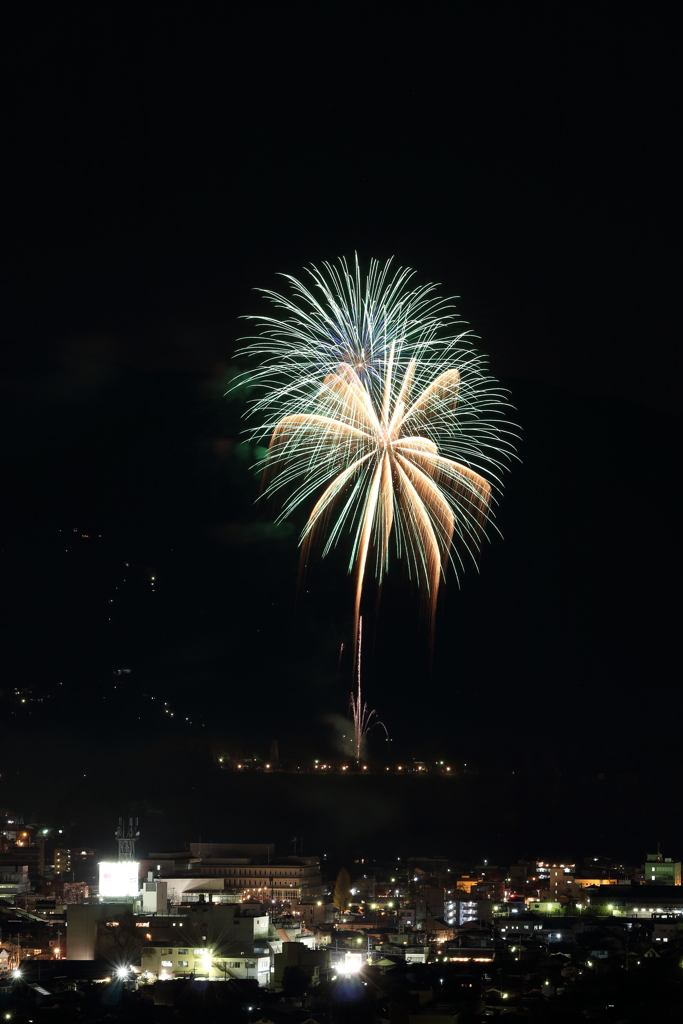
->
[235,255,499,426]
[234,257,516,634]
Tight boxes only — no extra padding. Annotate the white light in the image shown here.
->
[99,862,140,898]
[339,952,363,974]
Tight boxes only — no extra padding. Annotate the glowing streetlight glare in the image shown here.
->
[339,952,363,974]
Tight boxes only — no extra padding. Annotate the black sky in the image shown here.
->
[2,5,680,856]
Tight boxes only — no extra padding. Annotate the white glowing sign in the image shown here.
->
[99,861,140,898]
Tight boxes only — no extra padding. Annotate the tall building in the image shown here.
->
[444,898,479,927]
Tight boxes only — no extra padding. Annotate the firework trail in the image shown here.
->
[233,257,516,635]
[350,618,387,762]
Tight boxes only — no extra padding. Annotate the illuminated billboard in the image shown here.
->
[99,861,140,899]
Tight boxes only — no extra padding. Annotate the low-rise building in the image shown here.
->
[141,940,271,985]
[644,852,681,886]
[584,884,683,917]
[141,843,323,902]
[271,940,330,990]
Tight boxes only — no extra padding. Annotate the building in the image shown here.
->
[584,884,683,916]
[66,894,280,967]
[141,877,168,914]
[271,941,330,990]
[415,887,445,924]
[141,843,323,902]
[496,912,544,939]
[0,865,29,897]
[573,878,620,890]
[452,876,482,895]
[141,940,271,986]
[444,898,491,928]
[644,852,681,886]
[53,848,71,877]
[139,901,282,986]
[535,862,575,883]
[65,902,135,960]
[653,920,677,944]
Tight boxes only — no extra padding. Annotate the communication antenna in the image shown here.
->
[115,817,140,862]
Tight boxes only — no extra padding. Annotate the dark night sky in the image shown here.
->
[2,6,680,858]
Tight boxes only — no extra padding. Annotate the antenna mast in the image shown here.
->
[116,817,140,862]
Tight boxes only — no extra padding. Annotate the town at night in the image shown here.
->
[2,3,679,1021]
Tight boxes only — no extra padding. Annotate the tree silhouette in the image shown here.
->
[333,868,351,915]
[96,913,143,966]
